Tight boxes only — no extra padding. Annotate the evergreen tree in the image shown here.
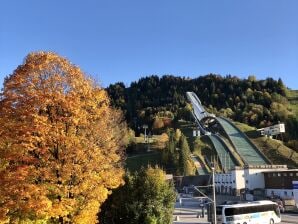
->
[179,135,194,175]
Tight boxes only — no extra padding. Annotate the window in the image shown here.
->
[290,173,293,176]
[216,206,223,215]
[278,173,281,176]
[224,205,277,216]
[283,173,287,177]
[273,173,276,177]
[284,191,287,196]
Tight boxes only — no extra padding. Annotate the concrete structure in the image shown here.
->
[215,165,288,196]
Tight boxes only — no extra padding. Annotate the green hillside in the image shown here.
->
[287,89,298,117]
[108,75,298,172]
[107,74,288,132]
[235,122,298,168]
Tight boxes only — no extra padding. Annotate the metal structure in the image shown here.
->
[258,123,285,136]
[186,91,270,169]
[206,134,237,171]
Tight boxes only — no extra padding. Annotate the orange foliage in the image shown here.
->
[0,52,125,223]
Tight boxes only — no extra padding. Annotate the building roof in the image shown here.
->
[262,169,298,173]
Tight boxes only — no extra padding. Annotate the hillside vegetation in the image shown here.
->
[107,74,298,168]
[107,75,295,139]
[287,89,298,117]
[235,123,297,167]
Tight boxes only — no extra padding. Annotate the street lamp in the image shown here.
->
[212,167,217,224]
[193,166,217,224]
[142,124,148,142]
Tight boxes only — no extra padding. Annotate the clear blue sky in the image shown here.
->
[1,0,297,89]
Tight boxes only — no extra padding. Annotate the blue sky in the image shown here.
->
[1,0,297,89]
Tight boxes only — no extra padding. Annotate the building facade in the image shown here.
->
[263,169,298,199]
[215,165,288,196]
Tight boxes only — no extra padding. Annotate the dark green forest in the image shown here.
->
[107,74,298,143]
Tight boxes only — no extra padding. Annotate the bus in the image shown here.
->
[216,200,281,224]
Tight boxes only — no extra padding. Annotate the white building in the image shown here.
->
[215,165,288,196]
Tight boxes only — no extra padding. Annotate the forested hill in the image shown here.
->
[107,74,297,142]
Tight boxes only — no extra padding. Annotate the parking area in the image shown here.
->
[173,194,210,224]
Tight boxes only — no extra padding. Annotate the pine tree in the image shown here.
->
[179,135,194,175]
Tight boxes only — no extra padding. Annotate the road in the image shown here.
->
[173,193,298,224]
[280,212,298,224]
[173,194,209,224]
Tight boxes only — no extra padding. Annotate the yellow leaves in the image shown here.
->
[0,52,126,223]
[73,199,100,224]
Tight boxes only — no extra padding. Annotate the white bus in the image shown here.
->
[216,200,281,224]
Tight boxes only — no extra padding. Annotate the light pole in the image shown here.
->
[142,124,148,143]
[193,167,217,224]
[212,167,217,224]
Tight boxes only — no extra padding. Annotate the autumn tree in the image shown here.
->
[0,52,126,223]
[152,117,164,130]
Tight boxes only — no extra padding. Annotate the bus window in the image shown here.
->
[222,202,281,224]
[216,206,223,216]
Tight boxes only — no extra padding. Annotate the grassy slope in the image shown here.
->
[287,89,298,117]
[251,137,297,168]
[125,135,166,171]
[234,122,298,168]
[126,153,162,172]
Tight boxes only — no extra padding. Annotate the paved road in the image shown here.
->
[173,193,298,224]
[173,194,209,224]
[280,212,298,224]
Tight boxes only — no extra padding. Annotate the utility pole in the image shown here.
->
[212,167,217,224]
